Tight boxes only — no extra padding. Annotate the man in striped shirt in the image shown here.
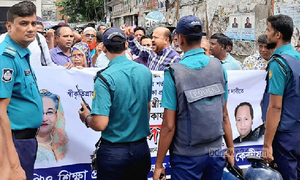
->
[127,27,181,71]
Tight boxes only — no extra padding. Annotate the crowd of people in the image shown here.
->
[0,4,282,73]
[1,1,300,180]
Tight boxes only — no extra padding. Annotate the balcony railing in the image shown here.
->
[106,0,123,6]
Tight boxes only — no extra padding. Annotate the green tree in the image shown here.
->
[56,0,104,23]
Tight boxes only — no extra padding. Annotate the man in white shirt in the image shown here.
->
[0,32,56,68]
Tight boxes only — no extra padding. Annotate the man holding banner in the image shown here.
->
[153,15,235,180]
[79,27,152,180]
[262,14,300,179]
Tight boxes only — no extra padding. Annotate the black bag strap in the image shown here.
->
[269,54,287,76]
[36,34,47,66]
[168,67,175,82]
[94,66,110,88]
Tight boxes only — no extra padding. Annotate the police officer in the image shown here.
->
[153,15,235,180]
[78,27,152,180]
[0,1,43,180]
[262,14,300,179]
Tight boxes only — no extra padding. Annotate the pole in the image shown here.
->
[104,0,107,23]
[176,0,180,21]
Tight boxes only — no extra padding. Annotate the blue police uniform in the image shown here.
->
[91,55,152,179]
[0,35,43,179]
[262,44,300,179]
[162,48,228,180]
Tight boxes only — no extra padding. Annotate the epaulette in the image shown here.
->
[2,46,17,59]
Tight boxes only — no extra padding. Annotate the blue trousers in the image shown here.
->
[273,131,300,180]
[170,153,225,180]
[13,137,37,180]
[97,139,151,180]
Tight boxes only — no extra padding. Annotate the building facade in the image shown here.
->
[0,0,42,18]
[106,0,300,59]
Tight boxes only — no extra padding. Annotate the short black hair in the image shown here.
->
[257,34,267,44]
[210,33,228,49]
[140,35,152,43]
[134,27,146,35]
[97,23,106,31]
[96,31,103,43]
[267,14,293,42]
[234,102,254,120]
[183,35,202,45]
[7,1,36,22]
[226,36,233,49]
[105,36,126,54]
[55,26,72,36]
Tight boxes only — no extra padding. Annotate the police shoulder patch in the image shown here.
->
[2,68,14,82]
[2,46,16,58]
[92,89,96,100]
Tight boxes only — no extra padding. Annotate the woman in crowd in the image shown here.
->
[72,42,91,68]
[71,42,89,68]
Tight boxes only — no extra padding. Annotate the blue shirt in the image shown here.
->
[162,49,228,111]
[268,44,300,96]
[0,35,43,130]
[221,53,242,70]
[50,46,71,66]
[91,49,95,57]
[91,55,152,143]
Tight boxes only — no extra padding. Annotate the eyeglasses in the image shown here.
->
[71,54,84,59]
[84,34,96,38]
[44,110,56,117]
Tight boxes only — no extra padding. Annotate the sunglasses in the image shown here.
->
[84,34,96,38]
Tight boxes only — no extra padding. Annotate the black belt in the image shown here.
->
[12,128,38,139]
[101,137,146,146]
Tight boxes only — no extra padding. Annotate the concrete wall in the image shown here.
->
[176,0,272,60]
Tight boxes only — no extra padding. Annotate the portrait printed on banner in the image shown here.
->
[244,16,252,28]
[232,17,239,28]
[233,102,265,144]
[36,89,68,163]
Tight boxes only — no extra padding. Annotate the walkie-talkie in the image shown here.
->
[76,84,91,111]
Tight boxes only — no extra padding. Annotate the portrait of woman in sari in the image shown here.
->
[36,89,68,163]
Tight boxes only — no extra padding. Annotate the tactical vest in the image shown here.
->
[262,54,300,132]
[170,57,225,156]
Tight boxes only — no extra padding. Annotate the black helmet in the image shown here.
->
[244,156,283,180]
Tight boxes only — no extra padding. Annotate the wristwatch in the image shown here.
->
[84,114,92,128]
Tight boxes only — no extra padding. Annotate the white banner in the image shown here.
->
[33,67,266,179]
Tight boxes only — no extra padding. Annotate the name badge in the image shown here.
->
[184,83,225,103]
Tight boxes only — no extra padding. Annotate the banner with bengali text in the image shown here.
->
[33,67,266,180]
